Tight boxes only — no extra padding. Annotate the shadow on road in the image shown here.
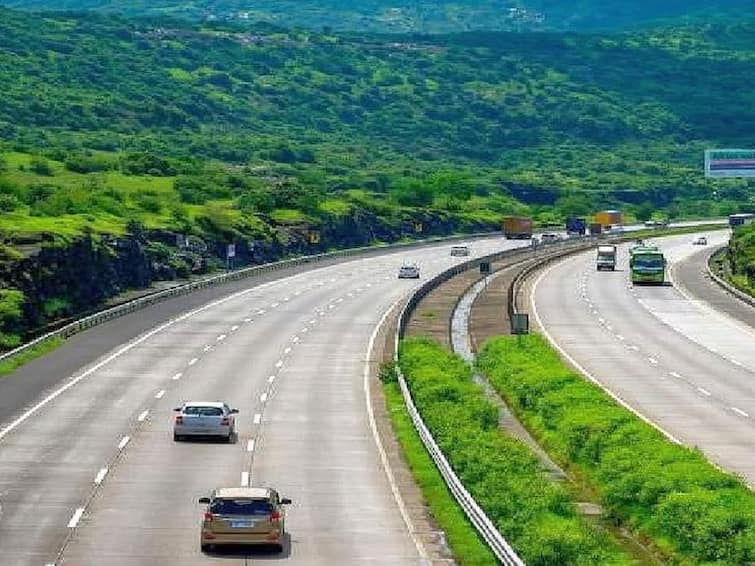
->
[203,534,292,560]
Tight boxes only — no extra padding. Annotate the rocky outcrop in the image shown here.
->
[0,209,498,344]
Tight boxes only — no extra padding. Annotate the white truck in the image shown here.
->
[596,245,617,271]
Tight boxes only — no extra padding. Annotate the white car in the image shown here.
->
[693,236,708,246]
[450,245,470,256]
[540,233,561,243]
[398,263,420,279]
[173,401,238,442]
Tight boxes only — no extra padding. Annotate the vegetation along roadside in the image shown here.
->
[478,334,755,564]
[397,337,637,566]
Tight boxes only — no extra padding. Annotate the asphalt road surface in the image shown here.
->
[0,236,520,566]
[532,229,755,484]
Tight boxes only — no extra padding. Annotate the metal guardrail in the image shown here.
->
[706,246,755,309]
[0,231,502,365]
[392,235,597,565]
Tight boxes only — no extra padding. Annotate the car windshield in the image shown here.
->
[184,406,224,416]
[210,499,273,516]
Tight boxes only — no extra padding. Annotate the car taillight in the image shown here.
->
[203,512,214,521]
[270,511,281,522]
[221,417,230,425]
[175,415,183,424]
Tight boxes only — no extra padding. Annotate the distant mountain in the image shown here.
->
[2,0,754,32]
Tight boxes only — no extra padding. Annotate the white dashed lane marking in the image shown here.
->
[732,407,749,418]
[246,439,255,453]
[188,358,198,366]
[137,410,149,422]
[253,413,261,425]
[241,472,250,487]
[117,436,130,450]
[94,468,108,485]
[172,372,182,381]
[154,389,166,399]
[67,508,85,529]
[698,387,712,397]
[260,393,268,403]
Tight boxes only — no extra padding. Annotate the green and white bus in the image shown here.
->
[629,245,666,285]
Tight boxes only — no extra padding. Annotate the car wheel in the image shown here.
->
[272,543,284,553]
[201,543,214,553]
[173,433,181,442]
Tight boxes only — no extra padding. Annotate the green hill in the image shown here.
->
[2,0,754,32]
[0,6,753,244]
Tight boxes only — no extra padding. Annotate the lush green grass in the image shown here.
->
[383,375,498,565]
[0,336,64,378]
[478,334,755,565]
[399,338,637,566]
[725,223,755,296]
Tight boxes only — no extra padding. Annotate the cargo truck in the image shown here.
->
[589,223,603,236]
[502,216,533,239]
[594,210,623,229]
[629,245,666,284]
[566,217,587,236]
[596,245,617,271]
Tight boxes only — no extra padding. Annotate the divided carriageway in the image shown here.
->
[0,235,519,566]
[531,229,755,484]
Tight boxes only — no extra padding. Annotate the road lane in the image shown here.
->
[533,230,755,484]
[0,236,514,565]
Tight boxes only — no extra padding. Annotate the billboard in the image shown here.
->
[705,149,755,178]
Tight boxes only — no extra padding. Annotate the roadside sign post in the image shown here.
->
[226,243,236,271]
[511,313,529,335]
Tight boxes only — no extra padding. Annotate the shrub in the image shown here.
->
[399,337,633,566]
[478,334,755,564]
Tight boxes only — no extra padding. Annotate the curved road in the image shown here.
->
[0,236,517,566]
[532,229,755,484]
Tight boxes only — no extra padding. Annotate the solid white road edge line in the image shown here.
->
[363,299,430,562]
[531,254,682,444]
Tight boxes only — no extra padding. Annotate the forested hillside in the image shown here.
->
[0,6,754,343]
[2,8,754,218]
[3,0,754,32]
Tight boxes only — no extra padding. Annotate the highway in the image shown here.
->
[532,229,755,484]
[0,235,514,566]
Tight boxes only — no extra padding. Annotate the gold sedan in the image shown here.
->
[199,487,292,553]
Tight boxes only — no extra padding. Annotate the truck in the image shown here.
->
[596,245,617,271]
[566,216,587,236]
[589,223,603,236]
[629,245,666,285]
[594,210,623,229]
[502,216,533,240]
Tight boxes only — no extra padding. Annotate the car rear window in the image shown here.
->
[184,406,224,416]
[211,499,273,515]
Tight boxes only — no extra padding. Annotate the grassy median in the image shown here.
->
[478,334,755,565]
[382,371,498,565]
[396,338,637,566]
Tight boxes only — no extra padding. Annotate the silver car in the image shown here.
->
[173,401,238,442]
[397,263,420,279]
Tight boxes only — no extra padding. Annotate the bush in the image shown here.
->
[399,337,633,566]
[478,334,755,564]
